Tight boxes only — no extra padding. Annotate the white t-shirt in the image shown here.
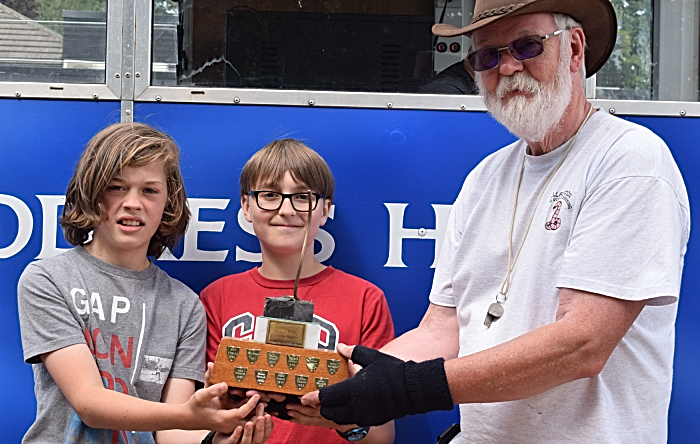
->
[430,111,690,444]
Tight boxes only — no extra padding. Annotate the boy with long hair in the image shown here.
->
[18,123,271,444]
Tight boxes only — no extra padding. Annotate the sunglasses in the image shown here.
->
[467,28,570,72]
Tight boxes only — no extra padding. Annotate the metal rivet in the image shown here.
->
[125,109,131,115]
[680,110,686,117]
[308,99,315,106]
[234,97,240,104]
[387,102,393,108]
[608,108,615,114]
[125,73,131,78]
[92,93,99,99]
[418,228,427,237]
[14,91,20,97]
[135,72,141,78]
[155,95,162,101]
[460,104,466,110]
[115,73,120,78]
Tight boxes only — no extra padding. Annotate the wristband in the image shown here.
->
[201,430,216,444]
[336,426,370,441]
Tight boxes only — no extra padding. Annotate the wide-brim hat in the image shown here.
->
[432,0,617,76]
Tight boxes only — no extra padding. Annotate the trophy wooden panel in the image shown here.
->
[210,337,349,395]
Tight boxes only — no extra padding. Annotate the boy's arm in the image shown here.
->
[42,343,260,433]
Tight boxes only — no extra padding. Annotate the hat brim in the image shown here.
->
[432,0,617,76]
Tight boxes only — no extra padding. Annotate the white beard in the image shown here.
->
[476,49,573,143]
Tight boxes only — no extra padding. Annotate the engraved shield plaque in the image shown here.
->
[255,369,269,385]
[306,356,320,373]
[314,377,329,389]
[295,375,309,391]
[267,351,281,368]
[226,345,240,362]
[234,366,248,383]
[326,359,341,375]
[275,372,289,388]
[246,348,261,364]
[286,354,300,370]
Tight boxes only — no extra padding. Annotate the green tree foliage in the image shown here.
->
[34,0,106,22]
[598,0,653,99]
[0,0,39,19]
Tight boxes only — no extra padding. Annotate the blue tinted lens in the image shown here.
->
[509,35,544,60]
[468,47,500,71]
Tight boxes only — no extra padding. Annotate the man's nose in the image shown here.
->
[498,49,524,76]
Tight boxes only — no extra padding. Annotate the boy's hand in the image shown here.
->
[213,403,274,444]
[286,401,355,431]
[188,383,261,433]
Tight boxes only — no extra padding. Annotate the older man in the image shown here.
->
[302,0,689,442]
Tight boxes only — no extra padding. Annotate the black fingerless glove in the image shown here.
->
[318,346,453,426]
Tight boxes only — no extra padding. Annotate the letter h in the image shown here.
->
[384,203,452,268]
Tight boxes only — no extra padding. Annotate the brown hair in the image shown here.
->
[60,122,190,257]
[240,139,335,203]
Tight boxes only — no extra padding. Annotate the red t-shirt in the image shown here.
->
[200,266,395,444]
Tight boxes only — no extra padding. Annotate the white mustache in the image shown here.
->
[496,72,541,99]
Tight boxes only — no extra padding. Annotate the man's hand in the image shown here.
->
[301,345,453,426]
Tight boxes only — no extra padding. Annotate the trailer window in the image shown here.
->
[153,0,478,95]
[153,0,698,103]
[0,0,107,84]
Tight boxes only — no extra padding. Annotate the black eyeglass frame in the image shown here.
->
[467,27,571,72]
[249,190,323,212]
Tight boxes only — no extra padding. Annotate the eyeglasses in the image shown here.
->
[250,190,322,212]
[466,28,570,72]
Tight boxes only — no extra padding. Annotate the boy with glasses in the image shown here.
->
[200,139,396,443]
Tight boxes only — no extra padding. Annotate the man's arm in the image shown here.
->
[444,288,646,403]
[42,344,259,434]
[380,303,460,362]
[302,288,645,425]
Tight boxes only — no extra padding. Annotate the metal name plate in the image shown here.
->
[306,356,320,373]
[266,319,307,348]
[267,351,281,367]
[275,372,288,388]
[247,348,261,364]
[327,359,341,375]
[286,354,300,370]
[255,369,269,385]
[226,345,240,362]
[295,375,309,391]
[234,366,248,383]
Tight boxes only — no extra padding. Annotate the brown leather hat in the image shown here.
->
[433,0,617,76]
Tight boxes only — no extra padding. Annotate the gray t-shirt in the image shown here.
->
[430,111,689,443]
[18,246,206,444]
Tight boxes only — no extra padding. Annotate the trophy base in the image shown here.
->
[210,337,350,395]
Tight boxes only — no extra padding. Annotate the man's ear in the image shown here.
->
[569,27,586,74]
[319,199,332,227]
[241,196,253,223]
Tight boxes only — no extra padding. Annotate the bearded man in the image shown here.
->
[301,1,690,442]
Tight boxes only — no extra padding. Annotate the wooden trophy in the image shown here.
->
[210,192,349,395]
